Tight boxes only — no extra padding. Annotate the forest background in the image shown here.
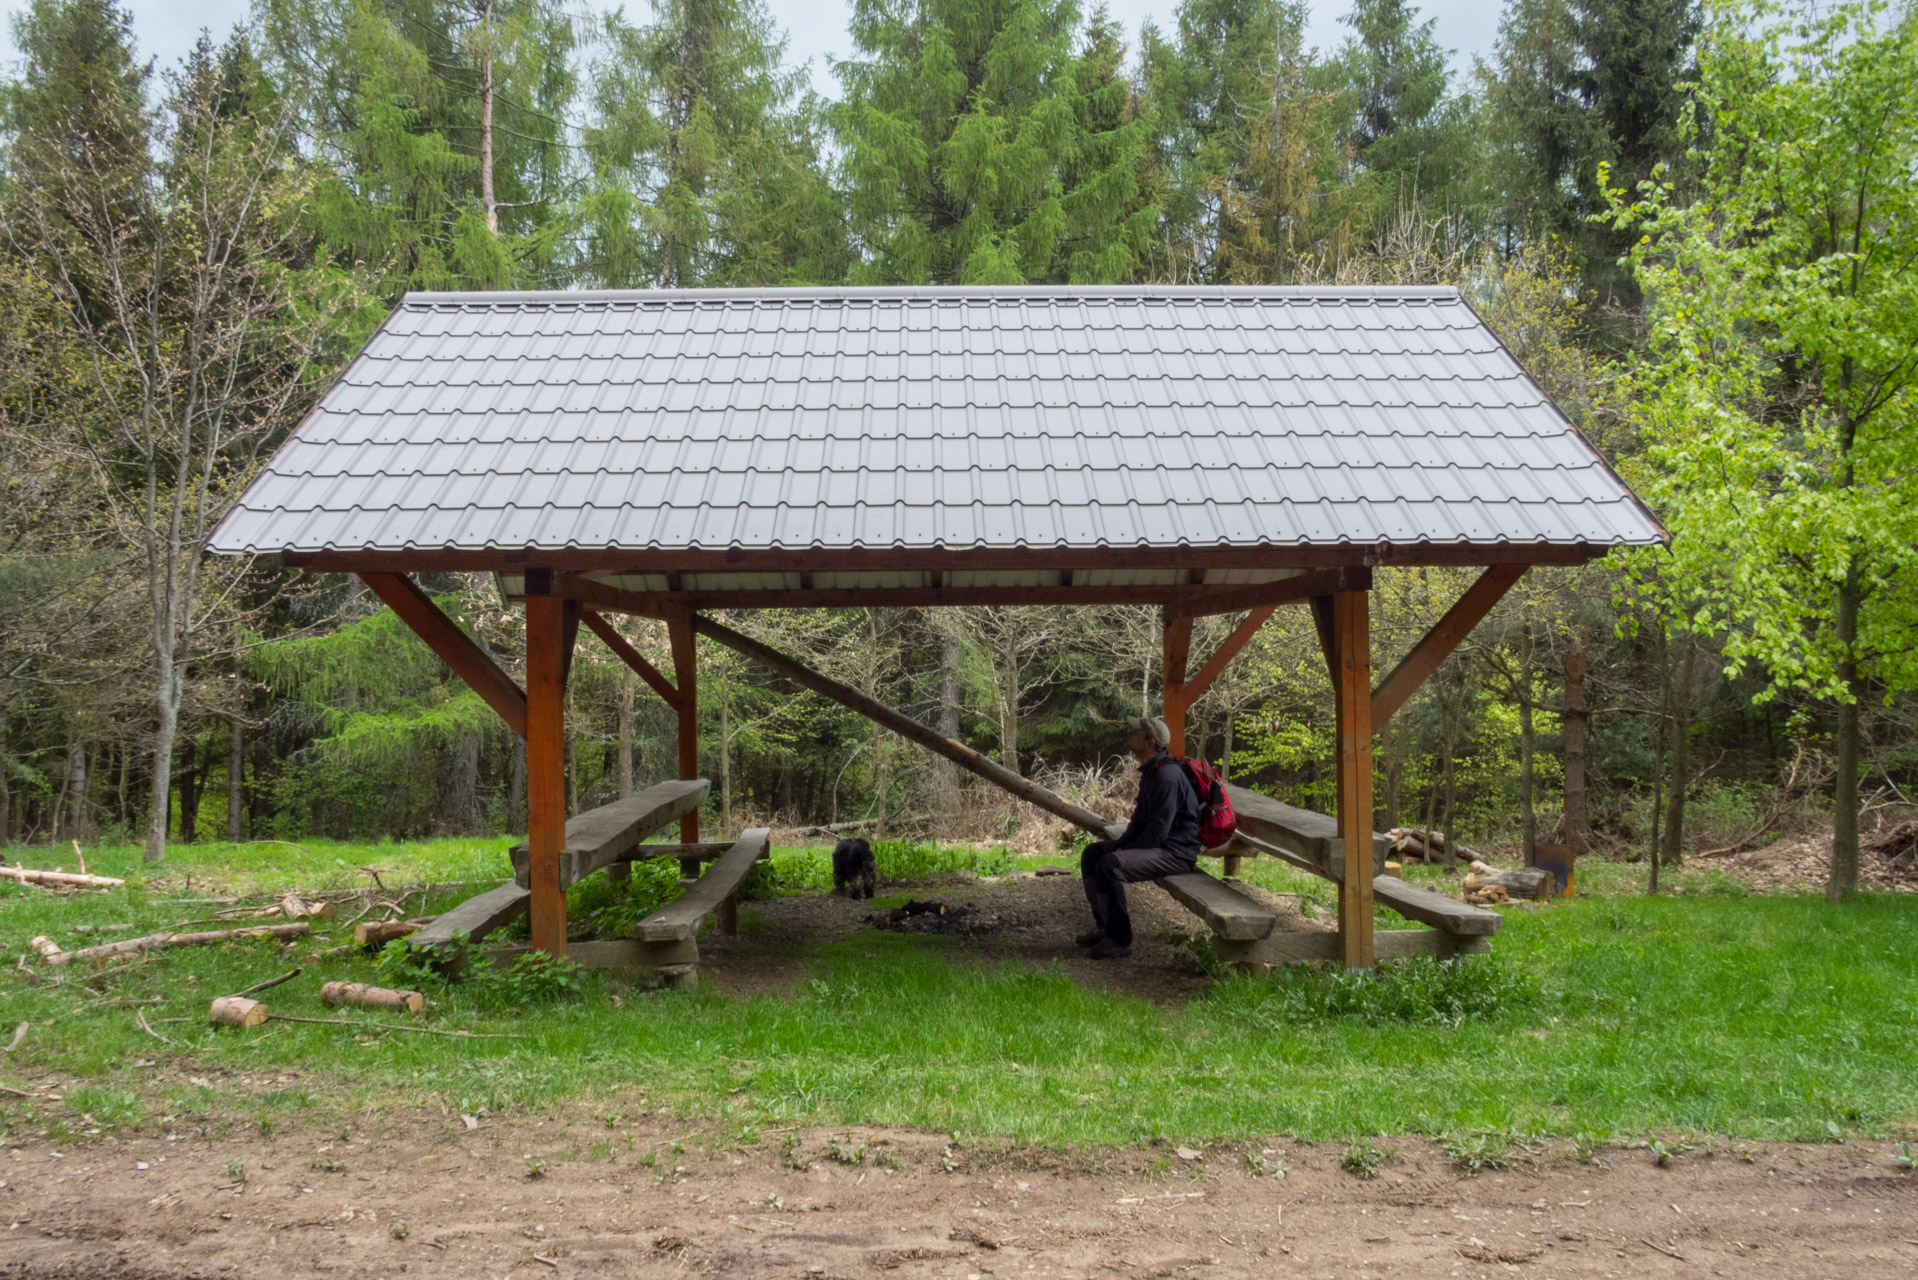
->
[0,0,1913,903]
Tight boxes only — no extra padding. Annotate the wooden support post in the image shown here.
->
[1333,590,1375,970]
[526,595,568,957]
[1162,607,1192,758]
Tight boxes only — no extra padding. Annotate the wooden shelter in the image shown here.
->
[210,286,1664,971]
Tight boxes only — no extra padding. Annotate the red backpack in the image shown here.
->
[1177,757,1237,849]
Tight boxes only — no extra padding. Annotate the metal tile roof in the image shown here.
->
[208,286,1664,558]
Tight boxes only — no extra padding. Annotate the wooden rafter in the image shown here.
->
[580,608,681,708]
[358,572,528,738]
[1370,564,1527,730]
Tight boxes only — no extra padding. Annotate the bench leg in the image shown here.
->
[716,893,738,936]
[1222,854,1243,878]
[657,963,698,990]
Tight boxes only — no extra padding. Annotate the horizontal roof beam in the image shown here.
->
[288,542,1611,576]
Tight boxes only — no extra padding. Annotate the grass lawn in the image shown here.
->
[2,835,1915,1149]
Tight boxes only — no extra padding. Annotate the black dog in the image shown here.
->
[832,838,877,899]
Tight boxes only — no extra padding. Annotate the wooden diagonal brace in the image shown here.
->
[580,608,681,708]
[1370,564,1527,730]
[1181,604,1278,704]
[359,573,528,737]
[689,613,1120,839]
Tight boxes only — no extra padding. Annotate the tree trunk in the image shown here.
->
[935,627,962,809]
[62,743,89,842]
[479,0,499,237]
[1561,627,1590,852]
[1828,560,1863,900]
[1660,643,1694,874]
[998,665,1020,772]
[0,708,10,843]
[1381,722,1405,831]
[443,728,480,833]
[146,663,181,862]
[1518,619,1537,867]
[174,736,199,843]
[617,667,635,800]
[508,736,526,831]
[227,713,244,842]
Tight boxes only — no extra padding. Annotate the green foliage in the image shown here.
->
[496,952,588,1003]
[832,0,1158,283]
[1339,1141,1389,1178]
[1214,954,1541,1028]
[1443,1130,1513,1172]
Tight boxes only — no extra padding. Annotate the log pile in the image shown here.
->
[1386,828,1484,865]
[1462,860,1554,905]
[321,981,425,1016]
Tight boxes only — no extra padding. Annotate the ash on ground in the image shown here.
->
[869,899,1017,936]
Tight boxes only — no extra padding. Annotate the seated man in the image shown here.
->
[1078,716,1200,959]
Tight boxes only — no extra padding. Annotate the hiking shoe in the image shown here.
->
[1085,939,1132,960]
[1074,927,1106,948]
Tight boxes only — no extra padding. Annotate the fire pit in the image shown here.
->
[870,899,1018,937]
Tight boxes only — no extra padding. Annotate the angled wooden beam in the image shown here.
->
[1370,564,1527,730]
[1309,595,1338,687]
[358,572,527,738]
[690,613,1121,839]
[1182,605,1279,704]
[580,609,681,708]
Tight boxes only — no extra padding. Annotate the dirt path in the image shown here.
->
[4,1108,1915,1279]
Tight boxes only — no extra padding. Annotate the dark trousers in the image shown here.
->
[1080,841,1196,946]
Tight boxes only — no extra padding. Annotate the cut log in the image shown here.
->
[64,922,311,963]
[407,883,530,949]
[1386,828,1484,863]
[1212,928,1492,967]
[1155,870,1276,941]
[1464,861,1553,902]
[508,779,711,889]
[320,981,425,1016]
[280,894,336,921]
[637,828,771,942]
[209,996,269,1028]
[0,865,124,889]
[355,920,426,950]
[1371,877,1501,936]
[657,964,698,990]
[29,935,69,967]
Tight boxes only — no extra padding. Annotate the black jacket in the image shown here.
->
[1116,750,1201,860]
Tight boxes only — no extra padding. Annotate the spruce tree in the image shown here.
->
[261,0,578,294]
[1333,0,1472,221]
[1479,0,1700,308]
[581,0,846,288]
[832,0,1156,284]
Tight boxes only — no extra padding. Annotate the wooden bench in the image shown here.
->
[628,828,772,986]
[508,779,709,889]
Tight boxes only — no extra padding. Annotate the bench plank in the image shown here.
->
[1372,876,1502,936]
[1213,928,1491,966]
[1156,869,1276,941]
[408,882,529,948]
[510,779,711,888]
[1225,784,1392,883]
[637,828,771,942]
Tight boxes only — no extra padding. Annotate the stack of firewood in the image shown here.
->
[1386,828,1484,865]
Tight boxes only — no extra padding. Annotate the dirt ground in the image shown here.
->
[692,871,1326,1001]
[4,1104,1916,1279]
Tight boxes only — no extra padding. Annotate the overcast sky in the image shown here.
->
[0,0,1502,109]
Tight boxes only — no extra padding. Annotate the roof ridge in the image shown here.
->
[398,284,1465,307]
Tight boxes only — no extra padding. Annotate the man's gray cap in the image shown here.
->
[1127,716,1171,747]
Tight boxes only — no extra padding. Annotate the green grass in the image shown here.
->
[3,838,1916,1148]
